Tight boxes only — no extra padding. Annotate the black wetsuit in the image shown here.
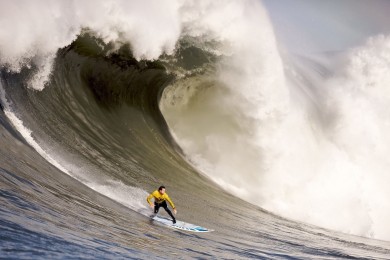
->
[154,201,176,223]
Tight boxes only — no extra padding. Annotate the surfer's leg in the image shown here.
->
[154,202,160,214]
[162,201,176,224]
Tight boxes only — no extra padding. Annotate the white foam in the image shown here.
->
[88,180,151,215]
[160,2,390,241]
[0,0,182,90]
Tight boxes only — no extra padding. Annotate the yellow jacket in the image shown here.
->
[147,190,175,209]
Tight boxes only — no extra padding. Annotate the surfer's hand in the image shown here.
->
[149,203,154,208]
[173,208,177,214]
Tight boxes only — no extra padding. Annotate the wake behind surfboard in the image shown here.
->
[152,215,213,233]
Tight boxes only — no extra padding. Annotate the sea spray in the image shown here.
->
[0,0,181,89]
[160,2,390,241]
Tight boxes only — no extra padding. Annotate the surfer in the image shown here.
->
[147,186,177,224]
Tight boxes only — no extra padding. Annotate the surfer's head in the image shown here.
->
[158,186,166,194]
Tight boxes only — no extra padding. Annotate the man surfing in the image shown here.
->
[147,186,177,224]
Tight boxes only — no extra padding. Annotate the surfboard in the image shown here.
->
[151,215,213,232]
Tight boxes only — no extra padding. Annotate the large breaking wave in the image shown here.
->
[1,0,390,244]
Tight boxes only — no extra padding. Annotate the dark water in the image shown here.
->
[1,34,390,259]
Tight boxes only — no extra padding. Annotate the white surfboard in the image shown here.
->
[152,215,213,233]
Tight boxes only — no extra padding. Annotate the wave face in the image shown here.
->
[1,0,390,258]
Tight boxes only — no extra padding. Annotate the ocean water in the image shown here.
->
[1,0,390,259]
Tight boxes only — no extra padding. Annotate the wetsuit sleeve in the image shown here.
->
[146,192,154,204]
[165,194,175,209]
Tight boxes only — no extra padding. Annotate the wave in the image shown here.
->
[1,0,390,253]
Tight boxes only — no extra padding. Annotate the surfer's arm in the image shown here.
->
[165,195,175,209]
[146,193,154,206]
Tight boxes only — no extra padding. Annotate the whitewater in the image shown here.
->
[1,0,390,259]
